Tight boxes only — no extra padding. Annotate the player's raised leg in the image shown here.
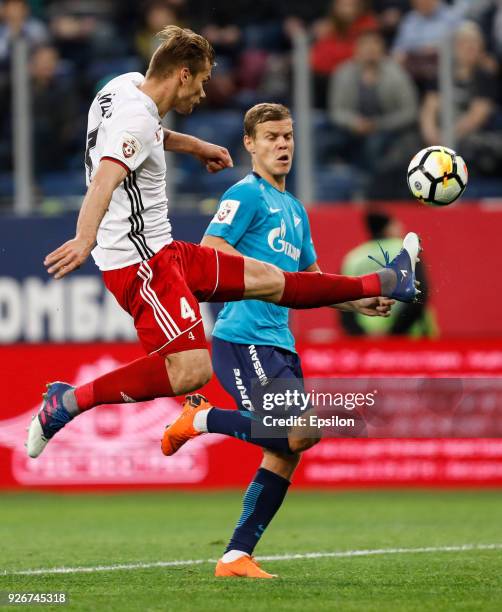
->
[239,231,421,307]
[202,231,421,309]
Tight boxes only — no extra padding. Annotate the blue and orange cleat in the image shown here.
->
[369,231,422,303]
[215,555,278,579]
[161,393,211,456]
[26,381,75,458]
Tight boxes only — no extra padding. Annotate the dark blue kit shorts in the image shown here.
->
[212,336,304,415]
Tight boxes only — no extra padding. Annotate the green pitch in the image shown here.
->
[1,490,501,611]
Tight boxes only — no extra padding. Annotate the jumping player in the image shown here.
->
[161,103,409,578]
[27,28,420,484]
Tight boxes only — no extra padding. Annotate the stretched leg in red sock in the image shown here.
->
[68,349,212,414]
[215,256,393,308]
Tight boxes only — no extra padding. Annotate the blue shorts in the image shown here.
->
[212,337,304,415]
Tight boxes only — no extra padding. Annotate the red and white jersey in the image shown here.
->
[86,72,173,271]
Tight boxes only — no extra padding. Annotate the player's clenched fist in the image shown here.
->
[44,236,93,279]
[196,142,233,173]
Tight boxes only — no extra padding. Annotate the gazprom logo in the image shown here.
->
[267,219,301,262]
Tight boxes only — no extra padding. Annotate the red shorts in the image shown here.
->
[103,241,245,356]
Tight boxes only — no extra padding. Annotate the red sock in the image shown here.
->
[74,354,173,412]
[278,271,381,309]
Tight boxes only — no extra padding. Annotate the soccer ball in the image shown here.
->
[407,146,468,206]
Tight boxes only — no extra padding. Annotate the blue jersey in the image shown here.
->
[204,172,317,353]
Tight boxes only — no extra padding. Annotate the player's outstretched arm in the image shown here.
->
[44,160,127,279]
[200,234,241,256]
[163,128,233,173]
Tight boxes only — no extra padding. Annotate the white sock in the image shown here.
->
[193,408,210,433]
[221,550,249,563]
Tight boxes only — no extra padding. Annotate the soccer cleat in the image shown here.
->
[26,381,75,459]
[215,555,278,579]
[161,393,212,456]
[369,231,422,303]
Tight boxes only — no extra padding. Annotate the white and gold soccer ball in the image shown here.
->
[407,146,468,206]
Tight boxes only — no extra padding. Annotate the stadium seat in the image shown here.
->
[38,172,87,197]
[0,173,14,198]
[310,110,336,165]
[465,178,502,199]
[86,57,143,91]
[179,111,244,155]
[198,165,249,198]
[314,165,361,202]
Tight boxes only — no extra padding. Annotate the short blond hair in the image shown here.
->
[244,103,292,138]
[147,25,215,78]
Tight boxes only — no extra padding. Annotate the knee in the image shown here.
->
[262,262,285,297]
[262,448,301,480]
[288,435,321,454]
[245,259,284,300]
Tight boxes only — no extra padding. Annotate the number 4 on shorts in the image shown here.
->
[180,297,196,322]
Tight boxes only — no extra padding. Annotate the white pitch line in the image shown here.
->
[2,543,501,577]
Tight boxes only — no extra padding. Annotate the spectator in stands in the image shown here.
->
[340,210,434,337]
[0,0,49,66]
[372,1,411,46]
[0,0,49,173]
[327,29,418,190]
[489,0,502,61]
[420,21,500,175]
[466,0,502,66]
[199,18,241,108]
[191,2,292,107]
[135,1,184,71]
[310,0,378,107]
[30,44,79,174]
[49,1,121,69]
[392,0,462,91]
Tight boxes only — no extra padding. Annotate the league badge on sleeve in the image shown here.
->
[212,199,240,225]
[116,132,142,163]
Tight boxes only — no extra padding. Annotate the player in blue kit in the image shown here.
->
[162,103,417,578]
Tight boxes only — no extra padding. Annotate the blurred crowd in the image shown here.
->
[0,0,501,203]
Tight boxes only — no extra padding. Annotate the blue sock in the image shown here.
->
[226,468,290,555]
[207,408,291,454]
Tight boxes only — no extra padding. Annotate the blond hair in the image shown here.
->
[147,25,215,78]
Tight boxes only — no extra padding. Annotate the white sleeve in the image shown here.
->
[100,107,156,172]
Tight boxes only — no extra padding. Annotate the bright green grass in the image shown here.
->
[1,491,501,611]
